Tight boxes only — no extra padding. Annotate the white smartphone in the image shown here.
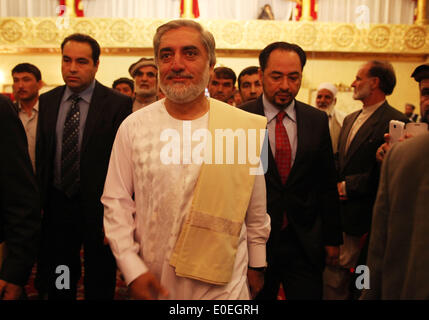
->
[405,122,428,137]
[389,120,405,145]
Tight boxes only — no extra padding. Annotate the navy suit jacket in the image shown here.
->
[241,96,342,270]
[36,81,132,233]
[0,94,40,286]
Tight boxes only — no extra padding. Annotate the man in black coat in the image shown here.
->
[36,33,132,299]
[0,94,40,300]
[325,60,409,299]
[241,42,342,299]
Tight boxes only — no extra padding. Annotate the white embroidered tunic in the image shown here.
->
[102,99,270,299]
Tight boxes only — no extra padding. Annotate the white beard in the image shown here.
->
[353,82,371,101]
[135,86,157,98]
[160,63,210,104]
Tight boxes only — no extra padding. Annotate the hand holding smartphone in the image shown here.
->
[405,122,428,137]
[389,120,405,145]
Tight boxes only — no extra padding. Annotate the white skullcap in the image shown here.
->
[317,82,337,97]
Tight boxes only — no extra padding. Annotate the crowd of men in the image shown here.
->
[0,19,428,300]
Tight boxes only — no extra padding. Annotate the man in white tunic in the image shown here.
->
[102,20,270,300]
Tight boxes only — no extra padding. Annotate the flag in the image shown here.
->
[59,0,84,17]
[295,0,317,21]
[180,0,200,18]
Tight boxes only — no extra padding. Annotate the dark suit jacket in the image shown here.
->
[337,101,409,236]
[241,96,342,270]
[36,81,132,234]
[0,94,40,286]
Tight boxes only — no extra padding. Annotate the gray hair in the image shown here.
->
[153,19,216,67]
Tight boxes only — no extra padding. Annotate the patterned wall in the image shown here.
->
[0,18,428,55]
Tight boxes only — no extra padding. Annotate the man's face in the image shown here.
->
[239,73,262,102]
[133,65,158,97]
[208,75,234,102]
[12,72,42,102]
[420,79,429,120]
[61,40,99,93]
[260,49,302,108]
[404,104,414,117]
[114,83,134,97]
[351,63,375,102]
[157,26,213,104]
[315,89,335,110]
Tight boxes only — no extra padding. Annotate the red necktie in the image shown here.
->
[275,111,292,184]
[275,111,291,229]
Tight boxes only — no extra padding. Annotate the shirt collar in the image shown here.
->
[262,93,296,123]
[18,100,39,112]
[62,80,96,104]
[361,99,385,115]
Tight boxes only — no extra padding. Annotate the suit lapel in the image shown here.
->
[81,81,106,154]
[338,110,360,168]
[345,102,386,163]
[46,86,66,153]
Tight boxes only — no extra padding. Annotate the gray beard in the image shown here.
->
[135,87,157,98]
[160,64,210,104]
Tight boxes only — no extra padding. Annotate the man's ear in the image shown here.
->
[258,69,263,82]
[94,59,100,72]
[371,77,380,90]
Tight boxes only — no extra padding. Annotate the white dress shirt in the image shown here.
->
[18,101,38,172]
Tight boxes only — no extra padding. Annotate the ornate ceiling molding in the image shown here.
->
[0,18,428,58]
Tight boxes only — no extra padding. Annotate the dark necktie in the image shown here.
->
[275,111,292,184]
[275,110,292,229]
[61,94,81,198]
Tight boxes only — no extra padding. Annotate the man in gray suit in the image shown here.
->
[361,131,429,299]
[361,63,429,299]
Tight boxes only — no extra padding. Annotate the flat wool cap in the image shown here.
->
[411,64,429,82]
[128,57,157,77]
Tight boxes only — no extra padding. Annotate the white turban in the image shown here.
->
[317,82,338,97]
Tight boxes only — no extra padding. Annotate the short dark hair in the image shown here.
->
[112,77,134,92]
[213,67,236,86]
[61,33,101,64]
[11,63,42,81]
[259,42,306,72]
[367,60,396,95]
[238,66,259,90]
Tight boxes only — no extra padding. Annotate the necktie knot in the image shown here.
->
[69,94,81,104]
[276,110,286,122]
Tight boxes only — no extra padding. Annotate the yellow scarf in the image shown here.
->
[170,98,267,285]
